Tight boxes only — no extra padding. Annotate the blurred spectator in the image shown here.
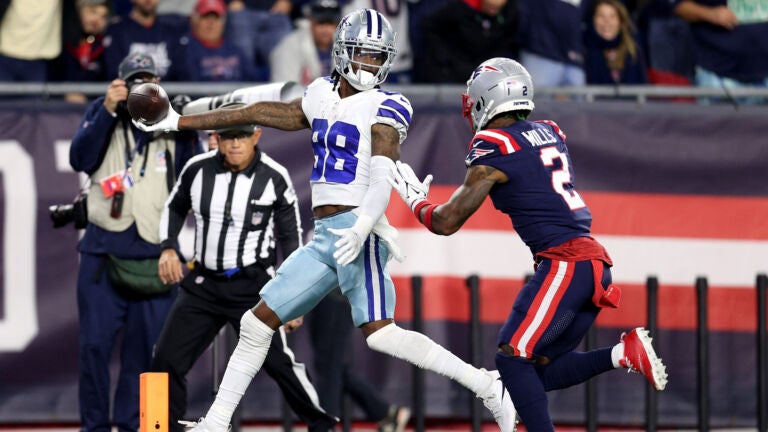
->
[155,0,200,35]
[113,0,133,17]
[674,0,768,102]
[408,0,451,84]
[0,1,9,20]
[269,0,340,85]
[342,0,413,82]
[52,0,111,103]
[224,0,294,81]
[584,0,648,84]
[517,0,587,87]
[635,0,695,86]
[0,0,61,82]
[419,0,518,83]
[69,52,202,432]
[103,0,186,81]
[158,0,198,15]
[207,131,220,150]
[178,0,257,81]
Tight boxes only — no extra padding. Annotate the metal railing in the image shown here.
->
[1,82,767,105]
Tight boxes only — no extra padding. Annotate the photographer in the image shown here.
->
[69,52,202,432]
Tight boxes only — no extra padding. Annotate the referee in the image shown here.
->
[152,103,337,432]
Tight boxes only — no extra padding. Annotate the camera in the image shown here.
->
[116,78,147,113]
[125,77,145,92]
[49,192,88,229]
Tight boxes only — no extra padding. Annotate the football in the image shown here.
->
[127,83,169,125]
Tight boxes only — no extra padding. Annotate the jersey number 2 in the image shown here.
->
[311,119,360,184]
[539,146,586,210]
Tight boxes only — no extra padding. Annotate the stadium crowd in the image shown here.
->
[0,0,766,99]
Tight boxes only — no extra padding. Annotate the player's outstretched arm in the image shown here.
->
[133,91,309,132]
[406,164,506,236]
[389,160,433,211]
[179,98,310,132]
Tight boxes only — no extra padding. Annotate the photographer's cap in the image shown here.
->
[118,53,157,80]
[214,102,258,134]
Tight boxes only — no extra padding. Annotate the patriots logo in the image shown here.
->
[465,147,495,164]
[471,65,501,81]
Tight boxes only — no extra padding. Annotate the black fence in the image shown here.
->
[242,272,768,432]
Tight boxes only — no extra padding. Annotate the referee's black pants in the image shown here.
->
[151,266,337,432]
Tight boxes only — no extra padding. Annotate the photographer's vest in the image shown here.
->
[88,121,176,244]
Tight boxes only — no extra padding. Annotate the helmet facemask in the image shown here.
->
[332,9,397,91]
[461,93,476,131]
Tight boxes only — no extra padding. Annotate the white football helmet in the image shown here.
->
[332,9,397,91]
[462,57,535,131]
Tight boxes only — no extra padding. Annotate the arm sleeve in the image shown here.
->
[69,98,119,174]
[354,155,395,230]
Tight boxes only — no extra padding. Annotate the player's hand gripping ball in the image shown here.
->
[127,83,169,125]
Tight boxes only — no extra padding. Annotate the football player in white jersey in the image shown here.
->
[134,9,516,432]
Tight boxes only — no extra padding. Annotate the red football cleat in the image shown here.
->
[619,327,668,391]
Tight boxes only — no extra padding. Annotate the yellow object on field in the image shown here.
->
[140,372,169,432]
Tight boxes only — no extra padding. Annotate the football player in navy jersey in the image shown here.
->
[133,10,517,432]
[389,57,669,432]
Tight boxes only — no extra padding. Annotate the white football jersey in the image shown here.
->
[302,77,413,207]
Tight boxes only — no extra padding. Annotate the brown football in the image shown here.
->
[127,83,169,125]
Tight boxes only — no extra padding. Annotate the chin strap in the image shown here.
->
[345,67,379,91]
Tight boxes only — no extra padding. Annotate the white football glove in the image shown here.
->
[388,160,433,211]
[132,104,180,132]
[328,215,375,266]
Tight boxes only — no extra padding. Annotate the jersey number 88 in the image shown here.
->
[311,119,360,184]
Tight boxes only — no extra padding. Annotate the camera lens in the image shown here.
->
[126,78,144,91]
[49,204,75,228]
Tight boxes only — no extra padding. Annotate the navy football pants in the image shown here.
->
[495,258,616,432]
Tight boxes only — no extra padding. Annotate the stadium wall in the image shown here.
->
[0,99,766,428]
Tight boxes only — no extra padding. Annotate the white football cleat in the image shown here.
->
[178,418,230,432]
[477,369,518,432]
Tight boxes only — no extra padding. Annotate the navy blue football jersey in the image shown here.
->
[465,120,592,255]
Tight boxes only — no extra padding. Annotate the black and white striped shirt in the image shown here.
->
[160,148,302,273]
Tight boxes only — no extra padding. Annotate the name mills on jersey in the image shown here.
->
[521,128,558,147]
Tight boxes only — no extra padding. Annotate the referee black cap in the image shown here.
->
[214,102,258,134]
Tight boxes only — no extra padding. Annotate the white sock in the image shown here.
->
[205,311,275,429]
[366,323,493,395]
[611,342,625,368]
